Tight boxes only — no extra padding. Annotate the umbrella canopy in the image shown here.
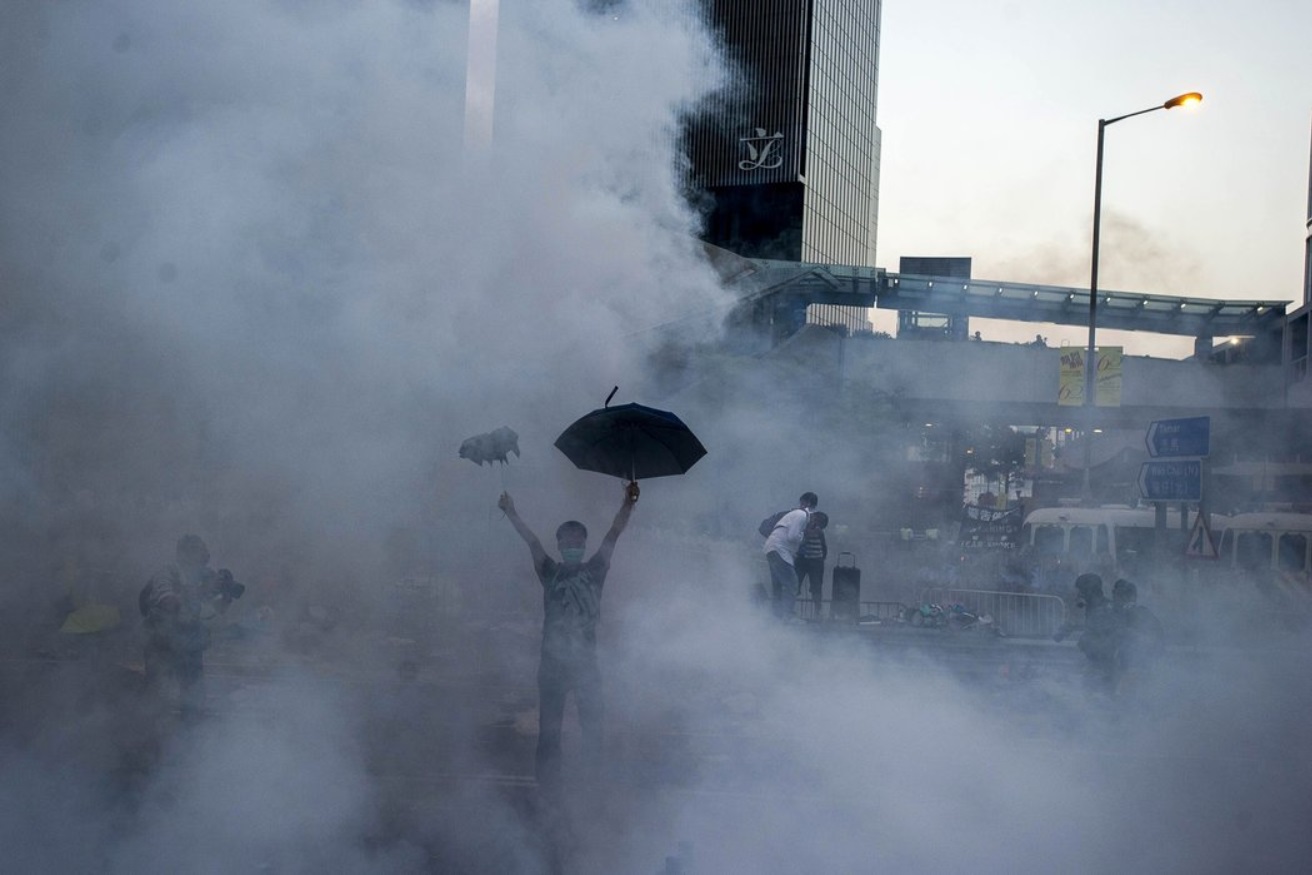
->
[554,402,706,481]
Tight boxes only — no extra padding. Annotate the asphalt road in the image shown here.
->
[5,617,1309,873]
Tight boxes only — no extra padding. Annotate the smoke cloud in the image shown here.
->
[2,2,1309,873]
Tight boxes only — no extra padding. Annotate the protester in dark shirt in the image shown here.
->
[139,534,243,716]
[1054,572,1118,691]
[794,511,829,615]
[499,481,638,787]
[1111,578,1165,689]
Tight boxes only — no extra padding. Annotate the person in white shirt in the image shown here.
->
[763,492,817,621]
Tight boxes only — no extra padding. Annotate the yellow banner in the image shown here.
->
[1058,349,1086,406]
[1095,347,1122,407]
[1058,347,1122,407]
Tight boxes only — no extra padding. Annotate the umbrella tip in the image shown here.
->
[605,386,618,408]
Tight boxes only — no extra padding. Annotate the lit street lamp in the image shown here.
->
[1081,91,1202,502]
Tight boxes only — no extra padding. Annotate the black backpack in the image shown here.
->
[758,510,788,537]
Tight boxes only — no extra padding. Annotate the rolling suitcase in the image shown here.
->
[831,552,861,621]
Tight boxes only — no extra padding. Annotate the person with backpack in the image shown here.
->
[1111,578,1165,694]
[761,492,817,622]
[139,534,245,717]
[1054,572,1118,692]
[795,511,829,616]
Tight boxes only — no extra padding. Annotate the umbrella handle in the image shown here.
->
[605,385,618,408]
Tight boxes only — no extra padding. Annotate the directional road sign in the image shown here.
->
[1138,460,1202,502]
[1146,416,1210,458]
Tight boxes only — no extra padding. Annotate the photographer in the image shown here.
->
[1053,573,1118,692]
[139,534,244,716]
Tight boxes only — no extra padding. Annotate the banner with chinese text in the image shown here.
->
[1057,347,1122,407]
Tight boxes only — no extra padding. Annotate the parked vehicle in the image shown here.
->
[1213,512,1312,603]
[1017,505,1229,591]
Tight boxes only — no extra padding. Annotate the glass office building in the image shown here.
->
[686,0,883,334]
[1304,121,1311,308]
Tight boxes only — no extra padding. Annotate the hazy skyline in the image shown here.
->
[875,0,1312,357]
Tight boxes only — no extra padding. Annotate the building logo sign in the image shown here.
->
[738,128,784,171]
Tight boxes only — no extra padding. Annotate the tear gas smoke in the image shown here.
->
[2,2,1310,873]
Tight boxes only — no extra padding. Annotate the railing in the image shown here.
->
[789,590,1066,637]
[794,599,907,623]
[859,601,909,622]
[919,588,1067,639]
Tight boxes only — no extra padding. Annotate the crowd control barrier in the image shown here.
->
[919,588,1067,639]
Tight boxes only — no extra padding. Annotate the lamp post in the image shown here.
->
[1081,91,1202,502]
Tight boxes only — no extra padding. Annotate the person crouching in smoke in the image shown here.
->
[1054,572,1118,692]
[138,534,244,718]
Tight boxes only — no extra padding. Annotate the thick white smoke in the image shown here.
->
[2,2,1310,874]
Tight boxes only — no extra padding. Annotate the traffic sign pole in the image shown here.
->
[1200,456,1211,537]
[1142,417,1211,550]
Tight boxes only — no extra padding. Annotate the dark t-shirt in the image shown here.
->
[1079,598,1117,660]
[535,553,611,662]
[141,564,217,652]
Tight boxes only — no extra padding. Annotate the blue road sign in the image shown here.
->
[1146,416,1210,458]
[1138,460,1202,502]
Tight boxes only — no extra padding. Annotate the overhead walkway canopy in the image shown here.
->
[734,257,1289,341]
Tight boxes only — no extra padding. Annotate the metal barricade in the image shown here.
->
[859,601,908,622]
[920,588,1067,639]
[794,599,906,623]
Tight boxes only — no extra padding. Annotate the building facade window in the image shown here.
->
[686,1,882,336]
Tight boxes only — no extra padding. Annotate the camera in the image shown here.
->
[216,568,246,600]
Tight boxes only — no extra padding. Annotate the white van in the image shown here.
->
[1213,512,1312,601]
[1018,506,1225,590]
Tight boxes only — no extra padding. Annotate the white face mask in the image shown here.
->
[560,547,585,564]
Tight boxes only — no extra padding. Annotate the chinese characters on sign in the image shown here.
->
[1138,459,1202,502]
[1057,347,1123,407]
[958,505,1023,549]
[1140,418,1209,504]
[1058,351,1083,406]
[1145,416,1211,458]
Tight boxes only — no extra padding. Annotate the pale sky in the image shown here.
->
[874,0,1312,357]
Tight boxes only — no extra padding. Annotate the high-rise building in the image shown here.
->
[1289,121,1312,389]
[1304,118,1311,308]
[685,0,883,335]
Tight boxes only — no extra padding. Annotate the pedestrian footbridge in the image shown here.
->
[715,254,1311,439]
[737,258,1288,350]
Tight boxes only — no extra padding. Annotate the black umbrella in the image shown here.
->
[554,392,706,482]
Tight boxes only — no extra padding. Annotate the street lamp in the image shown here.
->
[1081,91,1202,502]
